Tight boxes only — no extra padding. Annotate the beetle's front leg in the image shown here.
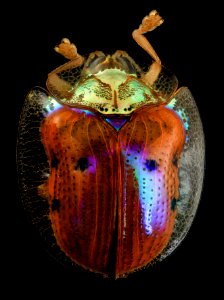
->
[47,38,85,98]
[132,10,163,86]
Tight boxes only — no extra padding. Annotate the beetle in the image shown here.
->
[17,10,204,278]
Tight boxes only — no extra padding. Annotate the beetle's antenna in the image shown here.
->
[132,10,164,86]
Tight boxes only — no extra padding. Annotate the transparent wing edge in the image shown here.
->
[17,87,75,268]
[159,87,205,261]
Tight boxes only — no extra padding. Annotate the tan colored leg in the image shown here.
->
[52,37,85,77]
[132,10,163,63]
[47,38,85,96]
[132,10,164,85]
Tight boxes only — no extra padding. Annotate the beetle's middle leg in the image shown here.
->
[132,10,164,86]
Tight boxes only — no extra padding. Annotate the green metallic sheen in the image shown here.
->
[59,69,162,114]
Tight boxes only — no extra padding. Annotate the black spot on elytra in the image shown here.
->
[145,159,158,171]
[75,157,89,171]
[51,199,60,212]
[172,156,178,167]
[51,153,59,168]
[171,198,177,211]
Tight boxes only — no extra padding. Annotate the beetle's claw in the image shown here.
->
[61,38,71,44]
[54,38,79,60]
[139,10,164,33]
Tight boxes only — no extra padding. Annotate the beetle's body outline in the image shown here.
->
[17,11,204,278]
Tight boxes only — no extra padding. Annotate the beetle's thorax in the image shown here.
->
[58,52,162,115]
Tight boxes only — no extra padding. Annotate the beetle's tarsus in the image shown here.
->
[61,37,71,44]
[139,10,164,34]
[54,38,82,60]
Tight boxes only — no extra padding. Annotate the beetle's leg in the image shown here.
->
[48,37,85,86]
[47,38,85,97]
[132,10,163,64]
[52,37,85,72]
[132,10,164,85]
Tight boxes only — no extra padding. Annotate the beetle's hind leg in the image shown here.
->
[132,10,164,85]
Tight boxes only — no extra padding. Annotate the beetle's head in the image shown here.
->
[83,51,142,77]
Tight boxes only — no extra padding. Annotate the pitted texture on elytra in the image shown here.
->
[41,108,118,272]
[17,87,204,278]
[39,94,185,277]
[115,107,185,274]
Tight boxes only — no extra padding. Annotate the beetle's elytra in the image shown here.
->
[17,10,204,278]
